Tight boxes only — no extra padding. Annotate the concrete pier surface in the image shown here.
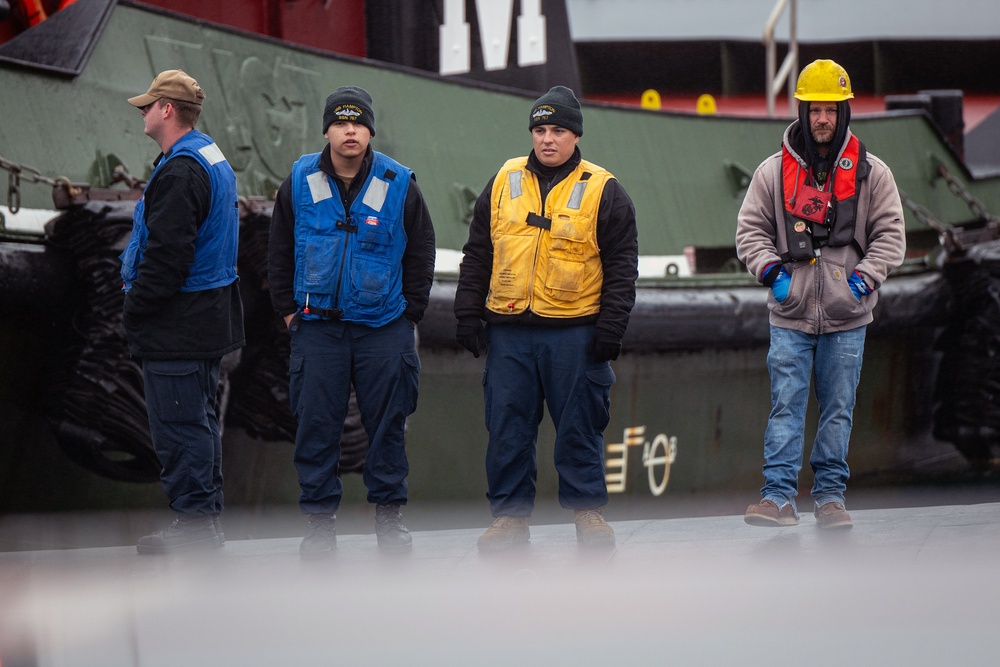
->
[2,486,999,666]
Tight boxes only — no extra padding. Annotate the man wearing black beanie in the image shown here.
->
[455,85,639,552]
[268,86,436,558]
[323,85,376,137]
[528,85,584,137]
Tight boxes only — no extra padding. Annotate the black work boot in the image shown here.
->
[375,504,412,553]
[300,513,337,559]
[136,515,220,555]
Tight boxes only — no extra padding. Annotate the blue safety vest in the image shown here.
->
[290,150,411,327]
[120,130,239,292]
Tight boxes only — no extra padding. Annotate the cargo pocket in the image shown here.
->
[146,361,202,423]
[586,364,616,388]
[402,349,421,413]
[585,364,615,430]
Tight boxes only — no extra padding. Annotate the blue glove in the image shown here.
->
[848,270,873,301]
[770,266,791,302]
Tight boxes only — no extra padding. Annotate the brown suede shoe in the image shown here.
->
[744,499,800,526]
[575,508,616,548]
[814,502,853,529]
[477,515,530,553]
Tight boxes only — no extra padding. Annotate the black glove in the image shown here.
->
[456,317,487,358]
[592,333,621,362]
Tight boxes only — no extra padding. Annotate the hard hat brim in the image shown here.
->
[794,93,854,102]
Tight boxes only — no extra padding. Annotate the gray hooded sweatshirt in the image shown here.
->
[735,121,906,335]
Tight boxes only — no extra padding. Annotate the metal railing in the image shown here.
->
[763,0,798,117]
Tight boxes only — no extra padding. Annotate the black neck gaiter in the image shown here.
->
[797,100,851,185]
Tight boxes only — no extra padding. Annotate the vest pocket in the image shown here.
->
[490,234,534,299]
[544,258,585,299]
[548,212,588,254]
[545,214,590,300]
[303,235,344,293]
[356,216,393,255]
[350,255,393,307]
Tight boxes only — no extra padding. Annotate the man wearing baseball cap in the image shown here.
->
[121,70,245,554]
[454,85,639,552]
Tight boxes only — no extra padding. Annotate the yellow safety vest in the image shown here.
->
[486,157,612,318]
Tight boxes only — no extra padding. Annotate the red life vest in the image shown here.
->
[780,134,867,262]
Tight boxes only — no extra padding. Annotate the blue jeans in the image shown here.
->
[761,324,867,512]
[483,324,616,516]
[142,358,223,517]
[289,316,419,514]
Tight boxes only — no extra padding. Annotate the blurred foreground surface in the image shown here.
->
[2,483,999,666]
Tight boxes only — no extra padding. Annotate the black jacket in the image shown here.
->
[268,146,436,324]
[122,154,245,360]
[454,148,639,344]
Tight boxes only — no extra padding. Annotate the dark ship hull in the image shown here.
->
[4,200,994,513]
[2,0,1000,512]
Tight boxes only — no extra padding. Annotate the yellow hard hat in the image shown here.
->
[794,59,854,102]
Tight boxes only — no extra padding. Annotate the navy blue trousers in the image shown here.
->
[142,358,223,516]
[483,324,615,516]
[289,316,419,514]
